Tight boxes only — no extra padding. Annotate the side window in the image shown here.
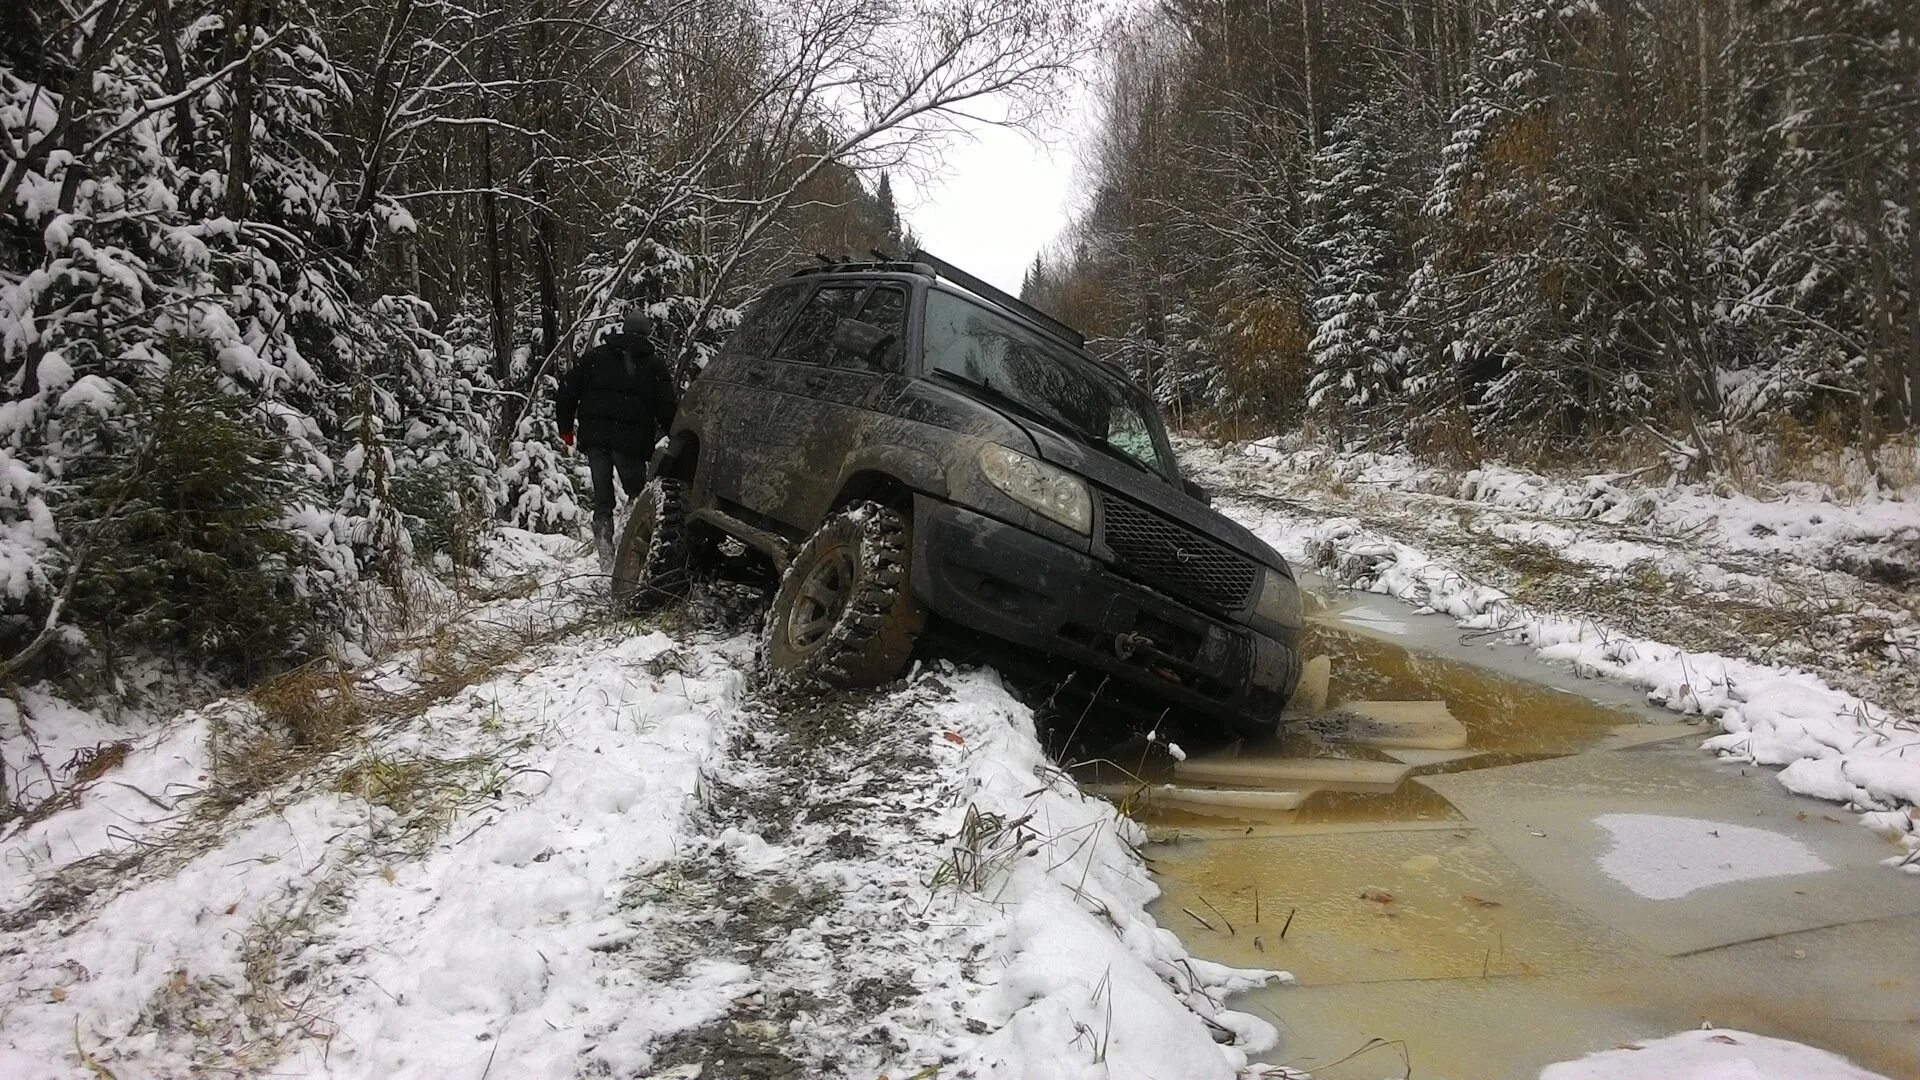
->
[833,285,907,370]
[773,284,864,365]
[720,286,806,362]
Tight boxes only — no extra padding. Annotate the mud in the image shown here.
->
[609,663,951,1078]
[1107,582,1920,1079]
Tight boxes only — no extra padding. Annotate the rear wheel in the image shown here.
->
[764,502,925,687]
[611,479,690,612]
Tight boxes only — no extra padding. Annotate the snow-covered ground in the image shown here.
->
[0,540,1281,1078]
[3,447,1912,1077]
[1185,436,1920,872]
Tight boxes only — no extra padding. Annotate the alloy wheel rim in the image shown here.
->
[788,545,855,650]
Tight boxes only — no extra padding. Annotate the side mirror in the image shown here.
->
[831,318,898,369]
[1183,478,1213,505]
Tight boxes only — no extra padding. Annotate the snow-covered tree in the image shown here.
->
[1304,99,1409,437]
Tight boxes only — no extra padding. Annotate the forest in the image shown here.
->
[1027,0,1917,472]
[0,0,1079,691]
[4,0,1915,700]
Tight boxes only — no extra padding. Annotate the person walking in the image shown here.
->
[556,305,677,572]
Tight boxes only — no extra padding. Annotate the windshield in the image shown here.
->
[923,289,1177,479]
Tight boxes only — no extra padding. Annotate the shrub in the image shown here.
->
[61,353,340,683]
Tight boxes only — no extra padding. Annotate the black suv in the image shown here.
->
[613,252,1302,736]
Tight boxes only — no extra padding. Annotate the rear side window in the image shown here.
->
[720,285,806,362]
[775,284,865,365]
[834,285,908,370]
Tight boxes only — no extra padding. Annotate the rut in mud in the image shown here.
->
[608,670,969,1078]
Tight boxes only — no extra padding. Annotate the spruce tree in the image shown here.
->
[1304,100,1409,438]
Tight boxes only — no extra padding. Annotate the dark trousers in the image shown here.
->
[586,447,647,528]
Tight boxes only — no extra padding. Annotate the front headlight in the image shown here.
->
[978,443,1092,534]
[1254,567,1302,628]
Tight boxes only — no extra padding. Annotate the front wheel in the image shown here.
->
[764,502,925,687]
[611,479,690,612]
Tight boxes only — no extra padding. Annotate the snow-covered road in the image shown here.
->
[0,541,1278,1078]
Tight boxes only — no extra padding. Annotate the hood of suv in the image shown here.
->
[1018,422,1291,576]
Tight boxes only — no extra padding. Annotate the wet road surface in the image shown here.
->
[1102,579,1920,1078]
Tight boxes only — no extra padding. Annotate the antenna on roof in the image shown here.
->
[911,248,1086,348]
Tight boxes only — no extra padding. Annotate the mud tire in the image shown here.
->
[612,478,690,612]
[764,502,925,688]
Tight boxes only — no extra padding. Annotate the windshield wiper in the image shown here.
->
[1090,438,1159,477]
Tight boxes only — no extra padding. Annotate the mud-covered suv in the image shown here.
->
[613,252,1303,735]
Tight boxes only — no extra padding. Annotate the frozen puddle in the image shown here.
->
[1331,606,1411,636]
[1116,603,1920,1078]
[1595,813,1830,900]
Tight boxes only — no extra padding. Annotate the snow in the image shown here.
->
[56,372,119,413]
[0,705,212,906]
[1593,813,1830,900]
[1540,1027,1890,1079]
[0,545,1283,1077]
[1334,607,1412,636]
[32,351,72,392]
[928,671,1285,1078]
[280,631,747,1078]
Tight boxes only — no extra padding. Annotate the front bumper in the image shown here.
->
[911,497,1300,729]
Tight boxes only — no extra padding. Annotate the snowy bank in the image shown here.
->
[1185,439,1920,872]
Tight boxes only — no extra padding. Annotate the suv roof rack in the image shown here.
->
[786,249,1088,350]
[789,258,933,277]
[910,248,1086,349]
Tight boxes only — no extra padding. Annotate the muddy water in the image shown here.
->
[1112,590,1920,1079]
[1299,619,1643,759]
[1109,618,1646,835]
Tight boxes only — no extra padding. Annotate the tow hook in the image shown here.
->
[1115,631,1151,660]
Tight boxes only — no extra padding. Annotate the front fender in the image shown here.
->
[833,444,949,500]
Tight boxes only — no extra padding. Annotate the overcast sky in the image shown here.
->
[897,92,1089,296]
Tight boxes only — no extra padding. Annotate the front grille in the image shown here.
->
[1099,497,1259,611]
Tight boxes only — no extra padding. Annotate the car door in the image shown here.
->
[697,283,807,507]
[782,282,915,526]
[734,281,867,522]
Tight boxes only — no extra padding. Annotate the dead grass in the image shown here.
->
[929,802,1034,894]
[1260,407,1919,505]
[250,662,362,749]
[209,591,610,813]
[117,881,347,1072]
[1497,539,1588,597]
[1406,406,1484,468]
[1530,418,1917,502]
[333,750,516,853]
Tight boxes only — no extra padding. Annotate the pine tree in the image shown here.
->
[63,352,336,681]
[1721,0,1916,432]
[876,172,910,255]
[1304,100,1409,438]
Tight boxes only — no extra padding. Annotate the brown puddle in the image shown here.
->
[1090,598,1920,1079]
[1094,618,1646,834]
[1150,828,1622,984]
[1153,817,1917,1078]
[1299,619,1642,758]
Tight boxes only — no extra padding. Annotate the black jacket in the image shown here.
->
[557,333,677,455]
